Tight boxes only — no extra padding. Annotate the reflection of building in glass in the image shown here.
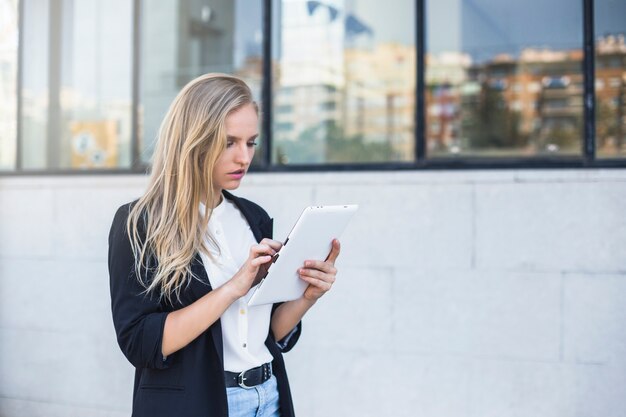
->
[274,85,341,141]
[273,1,415,163]
[343,43,415,159]
[426,33,626,157]
[273,0,344,162]
[8,0,623,167]
[425,52,470,152]
[516,49,583,152]
[427,47,586,155]
[595,33,626,155]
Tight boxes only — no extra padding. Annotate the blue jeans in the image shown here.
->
[226,374,281,417]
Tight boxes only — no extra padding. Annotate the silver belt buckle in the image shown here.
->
[237,371,252,389]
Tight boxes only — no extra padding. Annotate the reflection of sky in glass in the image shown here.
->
[428,0,626,62]
[276,0,622,60]
[595,0,626,33]
[276,0,414,84]
[273,0,414,60]
[235,1,263,67]
[352,0,413,44]
[462,0,581,55]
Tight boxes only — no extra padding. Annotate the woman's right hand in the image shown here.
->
[226,238,282,299]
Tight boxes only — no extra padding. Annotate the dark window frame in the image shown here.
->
[2,0,625,177]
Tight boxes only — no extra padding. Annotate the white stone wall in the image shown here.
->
[1,169,625,417]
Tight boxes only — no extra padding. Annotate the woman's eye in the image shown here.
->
[247,142,258,148]
[226,142,234,148]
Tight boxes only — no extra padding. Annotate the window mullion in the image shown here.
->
[47,0,63,169]
[262,0,272,168]
[583,0,596,163]
[415,0,426,163]
[131,0,141,171]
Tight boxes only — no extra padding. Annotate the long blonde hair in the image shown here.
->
[127,73,255,303]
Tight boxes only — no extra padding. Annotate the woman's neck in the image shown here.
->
[201,190,223,209]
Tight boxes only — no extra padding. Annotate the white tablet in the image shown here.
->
[246,204,358,306]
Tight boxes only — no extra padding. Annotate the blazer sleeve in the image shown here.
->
[108,204,172,370]
[271,303,302,353]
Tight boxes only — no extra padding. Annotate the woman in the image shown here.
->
[108,73,340,417]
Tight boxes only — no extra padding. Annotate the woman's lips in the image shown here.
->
[227,170,245,179]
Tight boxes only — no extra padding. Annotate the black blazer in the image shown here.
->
[108,191,301,417]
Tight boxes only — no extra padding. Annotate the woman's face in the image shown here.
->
[212,102,259,195]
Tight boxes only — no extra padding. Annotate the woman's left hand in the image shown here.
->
[299,239,341,301]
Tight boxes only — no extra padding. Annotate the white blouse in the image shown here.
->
[198,198,274,373]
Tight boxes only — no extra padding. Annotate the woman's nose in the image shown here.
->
[234,143,251,164]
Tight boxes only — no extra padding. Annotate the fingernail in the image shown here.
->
[305,261,311,266]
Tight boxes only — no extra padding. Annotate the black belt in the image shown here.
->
[224,363,272,389]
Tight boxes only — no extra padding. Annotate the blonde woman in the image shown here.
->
[108,73,340,417]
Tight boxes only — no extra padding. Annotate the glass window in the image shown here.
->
[20,0,49,169]
[140,0,264,166]
[6,1,626,175]
[272,0,415,165]
[595,0,626,158]
[0,0,18,170]
[426,0,584,158]
[20,0,133,170]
